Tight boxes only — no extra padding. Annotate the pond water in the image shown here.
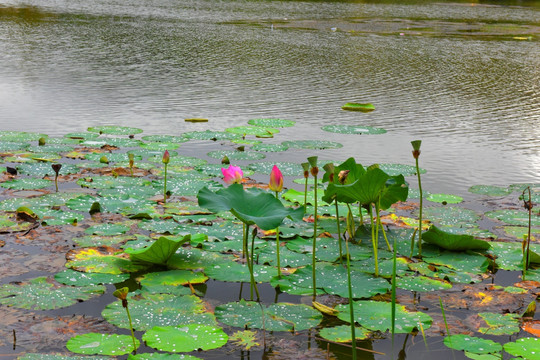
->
[0,0,539,196]
[0,1,539,360]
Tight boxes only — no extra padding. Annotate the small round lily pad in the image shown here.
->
[426,193,463,204]
[247,118,295,127]
[282,140,343,150]
[87,125,143,135]
[143,324,228,352]
[206,150,265,161]
[225,126,279,136]
[66,333,139,355]
[321,125,386,135]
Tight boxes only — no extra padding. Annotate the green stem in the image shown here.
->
[312,174,318,301]
[346,203,355,240]
[275,191,281,278]
[358,203,364,225]
[163,163,168,204]
[370,205,379,277]
[54,175,59,193]
[335,199,342,262]
[345,231,357,360]
[391,233,397,349]
[246,225,260,301]
[125,305,137,354]
[242,223,247,259]
[415,157,423,257]
[377,207,392,251]
[304,177,308,213]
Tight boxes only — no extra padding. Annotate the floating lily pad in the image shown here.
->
[225,126,279,136]
[76,176,151,189]
[341,103,375,112]
[230,138,262,145]
[251,143,289,152]
[485,209,540,227]
[66,247,147,274]
[17,162,79,177]
[422,225,491,251]
[477,312,520,335]
[54,269,129,286]
[378,163,425,176]
[336,300,432,333]
[0,131,48,142]
[85,223,131,236]
[468,185,511,197]
[215,300,322,331]
[426,193,463,204]
[397,274,452,292]
[0,178,52,190]
[321,125,386,135]
[19,355,112,360]
[64,132,100,140]
[129,354,202,360]
[248,161,302,176]
[247,118,295,127]
[0,276,104,310]
[183,130,241,141]
[504,337,540,359]
[0,141,29,151]
[423,206,481,226]
[0,212,34,232]
[138,269,208,288]
[103,293,216,331]
[424,251,490,274]
[143,324,227,352]
[206,150,265,161]
[204,262,277,283]
[282,140,343,150]
[27,144,74,154]
[444,334,502,354]
[141,135,187,143]
[318,325,371,343]
[87,125,143,135]
[140,142,180,151]
[66,333,139,355]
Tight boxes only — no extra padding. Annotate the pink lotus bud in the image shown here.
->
[162,150,170,164]
[221,165,243,185]
[269,165,283,192]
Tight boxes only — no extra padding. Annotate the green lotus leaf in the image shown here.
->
[248,161,302,176]
[85,138,143,148]
[247,118,295,127]
[423,206,480,226]
[124,235,191,265]
[138,269,208,288]
[407,261,482,284]
[0,178,52,190]
[85,223,131,236]
[468,185,511,196]
[141,134,188,143]
[0,131,48,142]
[18,354,112,360]
[0,141,29,151]
[351,257,411,277]
[286,237,372,262]
[204,261,277,283]
[77,175,151,189]
[225,125,279,136]
[17,162,79,177]
[378,163,426,176]
[321,125,386,135]
[444,334,502,354]
[87,125,143,135]
[477,312,520,335]
[143,324,228,352]
[251,143,289,152]
[183,130,241,140]
[318,325,371,343]
[336,300,432,333]
[426,193,463,204]
[197,183,304,230]
[231,138,262,145]
[64,132,100,140]
[282,140,343,150]
[84,152,140,163]
[153,177,222,196]
[422,225,491,251]
[140,142,180,151]
[0,276,104,310]
[66,247,147,274]
[488,242,526,271]
[27,144,74,154]
[341,102,375,112]
[485,209,540,227]
[137,219,181,234]
[282,188,323,206]
[129,354,202,360]
[396,274,452,291]
[66,333,139,355]
[32,207,84,226]
[501,226,540,240]
[504,337,540,360]
[0,212,34,232]
[103,293,216,331]
[206,150,265,161]
[167,247,232,271]
[215,299,322,331]
[253,245,311,268]
[152,155,207,168]
[54,269,130,286]
[202,237,267,253]
[423,251,490,274]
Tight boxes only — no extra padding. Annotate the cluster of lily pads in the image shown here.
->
[0,121,538,360]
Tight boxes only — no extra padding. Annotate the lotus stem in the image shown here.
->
[275,191,281,278]
[370,205,379,277]
[391,234,397,350]
[246,224,260,301]
[524,187,532,270]
[312,172,318,300]
[125,304,137,354]
[439,296,450,338]
[358,203,364,225]
[345,228,357,360]
[335,199,342,262]
[163,163,168,204]
[346,203,355,240]
[376,201,392,251]
[412,140,423,258]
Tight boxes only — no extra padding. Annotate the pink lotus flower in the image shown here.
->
[222,165,243,185]
[162,150,170,164]
[269,165,283,192]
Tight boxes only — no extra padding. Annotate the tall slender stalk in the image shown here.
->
[411,140,423,257]
[301,162,310,213]
[245,224,260,301]
[162,150,170,204]
[369,205,379,277]
[335,199,342,262]
[391,233,397,349]
[345,230,357,360]
[113,288,138,354]
[308,156,319,300]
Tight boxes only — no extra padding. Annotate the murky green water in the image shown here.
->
[1,0,539,195]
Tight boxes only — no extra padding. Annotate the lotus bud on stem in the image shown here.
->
[113,287,137,354]
[301,162,310,213]
[307,156,319,300]
[51,164,62,193]
[411,140,423,257]
[162,150,170,204]
[269,165,284,277]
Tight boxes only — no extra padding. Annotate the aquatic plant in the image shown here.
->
[51,163,61,192]
[221,165,243,185]
[128,153,134,176]
[162,150,169,203]
[411,140,423,257]
[308,156,319,300]
[269,165,284,277]
[112,287,137,354]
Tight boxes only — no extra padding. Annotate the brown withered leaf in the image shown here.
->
[523,320,540,337]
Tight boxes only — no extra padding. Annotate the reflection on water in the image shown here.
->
[0,0,538,194]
